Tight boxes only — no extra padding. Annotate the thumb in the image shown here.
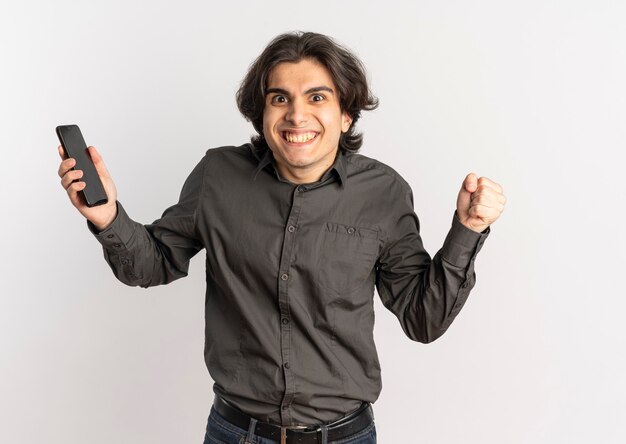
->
[457,172,478,216]
[87,146,110,178]
[464,172,478,193]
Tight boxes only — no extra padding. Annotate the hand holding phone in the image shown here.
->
[56,124,118,230]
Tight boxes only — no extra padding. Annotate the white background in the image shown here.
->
[1,1,625,443]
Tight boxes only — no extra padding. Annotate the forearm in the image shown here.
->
[87,200,201,288]
[377,210,489,343]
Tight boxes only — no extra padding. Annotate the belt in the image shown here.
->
[213,396,374,444]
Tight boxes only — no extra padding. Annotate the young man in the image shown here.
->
[57,32,506,444]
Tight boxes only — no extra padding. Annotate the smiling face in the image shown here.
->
[263,58,352,184]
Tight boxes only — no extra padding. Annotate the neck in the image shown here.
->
[276,162,332,184]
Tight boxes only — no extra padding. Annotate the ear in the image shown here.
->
[341,111,353,133]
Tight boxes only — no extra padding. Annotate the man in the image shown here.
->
[57,32,506,444]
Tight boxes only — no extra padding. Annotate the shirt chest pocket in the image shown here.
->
[316,222,379,294]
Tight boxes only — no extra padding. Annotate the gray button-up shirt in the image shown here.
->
[87,143,490,426]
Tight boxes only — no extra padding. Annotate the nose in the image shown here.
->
[285,97,308,126]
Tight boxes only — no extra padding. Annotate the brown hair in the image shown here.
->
[236,31,379,154]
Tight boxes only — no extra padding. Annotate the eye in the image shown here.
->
[311,94,325,102]
[271,95,288,104]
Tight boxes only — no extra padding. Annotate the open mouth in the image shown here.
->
[281,131,319,145]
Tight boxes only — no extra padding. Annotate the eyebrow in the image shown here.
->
[265,86,335,96]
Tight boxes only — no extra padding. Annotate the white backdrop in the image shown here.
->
[1,1,625,443]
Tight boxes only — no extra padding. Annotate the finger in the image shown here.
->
[471,200,506,215]
[57,157,76,178]
[469,203,499,220]
[477,177,503,194]
[87,146,111,178]
[61,169,84,190]
[58,145,67,160]
[474,183,501,197]
[470,200,502,215]
[471,189,507,205]
[474,184,506,202]
[471,193,493,206]
[66,179,87,201]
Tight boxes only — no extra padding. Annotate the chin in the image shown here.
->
[282,154,314,168]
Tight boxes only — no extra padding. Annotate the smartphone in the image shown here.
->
[56,124,108,207]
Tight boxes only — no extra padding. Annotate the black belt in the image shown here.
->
[213,396,374,444]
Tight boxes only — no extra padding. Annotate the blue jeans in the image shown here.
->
[203,406,377,444]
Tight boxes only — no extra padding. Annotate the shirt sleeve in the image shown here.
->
[86,155,206,288]
[375,186,490,343]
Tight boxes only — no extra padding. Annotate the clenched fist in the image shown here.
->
[456,173,506,233]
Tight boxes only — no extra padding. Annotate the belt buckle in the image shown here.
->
[280,425,310,444]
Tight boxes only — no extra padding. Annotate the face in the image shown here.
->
[263,58,352,184]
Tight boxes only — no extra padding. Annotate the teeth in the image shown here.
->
[284,132,316,143]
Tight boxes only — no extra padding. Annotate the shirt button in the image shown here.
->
[106,234,114,239]
[113,243,121,248]
[282,405,289,410]
[282,317,289,325]
[287,225,295,233]
[347,227,355,234]
[284,362,290,369]
[120,258,129,265]
[281,273,289,281]
[297,185,305,192]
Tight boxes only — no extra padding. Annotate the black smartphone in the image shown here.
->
[56,124,108,207]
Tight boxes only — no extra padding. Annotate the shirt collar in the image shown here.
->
[252,145,274,179]
[327,149,347,187]
[251,144,347,188]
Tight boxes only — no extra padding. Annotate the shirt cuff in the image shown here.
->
[440,210,490,268]
[86,201,136,251]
